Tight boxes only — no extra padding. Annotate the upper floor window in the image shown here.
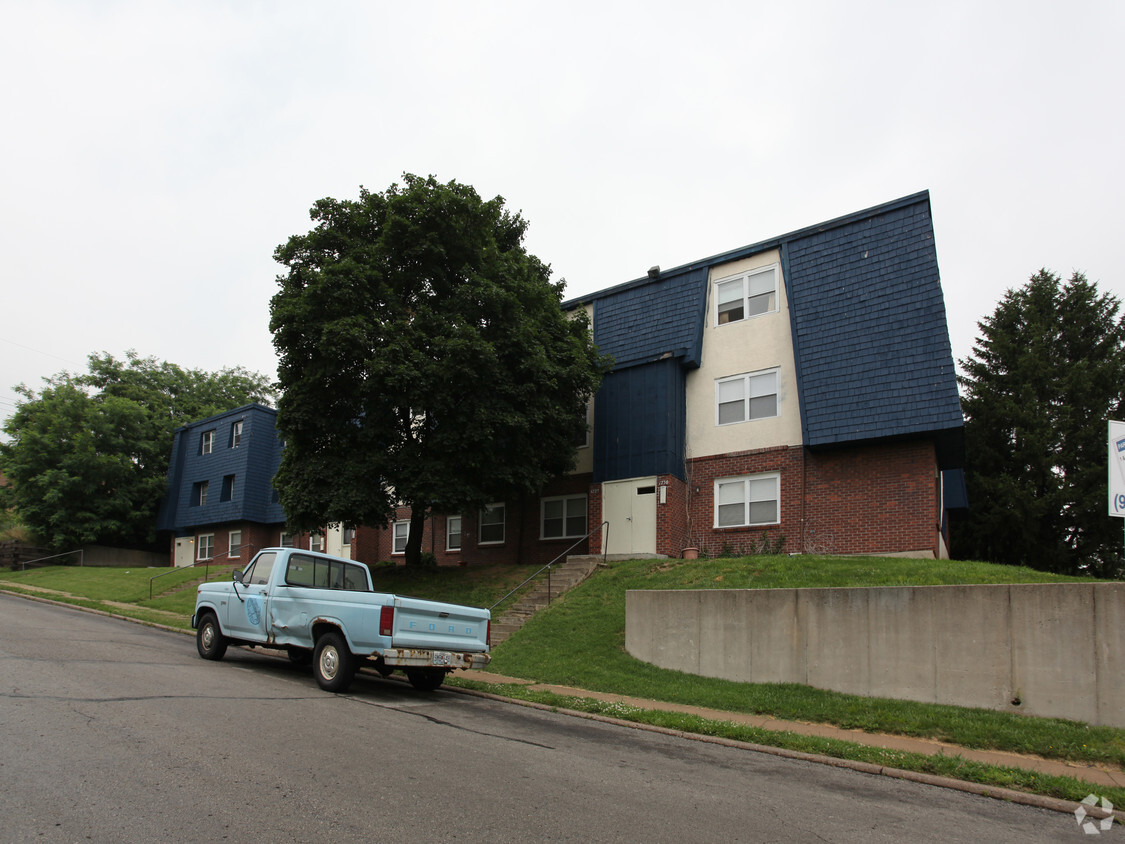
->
[715,265,778,325]
[230,420,243,448]
[541,495,587,540]
[200,430,215,455]
[479,503,505,545]
[220,475,235,502]
[447,516,462,551]
[715,473,780,527]
[192,480,209,507]
[716,369,778,425]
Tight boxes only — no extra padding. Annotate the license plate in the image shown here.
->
[432,651,452,666]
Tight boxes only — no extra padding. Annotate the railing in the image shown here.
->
[13,548,83,570]
[490,521,609,611]
[148,546,256,599]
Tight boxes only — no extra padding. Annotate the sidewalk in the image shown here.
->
[458,670,1125,791]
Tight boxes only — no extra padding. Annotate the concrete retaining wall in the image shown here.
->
[625,583,1125,726]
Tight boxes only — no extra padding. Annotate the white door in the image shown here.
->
[603,478,657,555]
[174,537,194,568]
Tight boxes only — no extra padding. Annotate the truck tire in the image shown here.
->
[406,668,446,691]
[313,631,356,692]
[196,613,228,661]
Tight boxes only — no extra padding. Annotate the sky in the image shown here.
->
[2,1,1122,428]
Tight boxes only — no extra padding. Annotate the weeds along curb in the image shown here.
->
[448,685,1125,825]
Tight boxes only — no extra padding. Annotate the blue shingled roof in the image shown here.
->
[566,191,964,474]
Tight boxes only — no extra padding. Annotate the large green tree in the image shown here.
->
[955,270,1125,576]
[270,175,609,566]
[0,352,274,549]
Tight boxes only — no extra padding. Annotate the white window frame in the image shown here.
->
[228,530,242,560]
[309,533,324,553]
[279,532,294,547]
[393,520,410,555]
[231,420,243,448]
[540,494,588,540]
[714,264,779,325]
[446,515,462,551]
[479,503,505,545]
[197,533,215,561]
[200,430,215,455]
[714,473,780,528]
[716,369,779,425]
[194,480,209,507]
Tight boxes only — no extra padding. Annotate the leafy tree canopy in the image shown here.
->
[0,351,275,549]
[955,270,1125,576]
[269,174,610,566]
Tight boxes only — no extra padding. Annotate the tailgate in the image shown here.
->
[391,596,490,652]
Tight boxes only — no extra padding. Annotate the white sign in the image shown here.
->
[1109,421,1125,517]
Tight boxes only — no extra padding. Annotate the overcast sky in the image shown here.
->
[2,1,1122,428]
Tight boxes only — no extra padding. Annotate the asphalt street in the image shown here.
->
[0,594,1107,842]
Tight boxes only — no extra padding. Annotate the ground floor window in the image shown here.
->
[541,494,587,539]
[228,530,242,560]
[393,520,410,554]
[280,532,294,547]
[479,503,505,545]
[310,533,324,553]
[447,515,462,551]
[197,533,215,561]
[714,473,780,527]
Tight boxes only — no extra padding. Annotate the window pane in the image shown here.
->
[718,379,745,424]
[286,554,314,587]
[717,502,745,527]
[393,522,409,553]
[480,504,505,543]
[717,481,744,506]
[746,268,775,297]
[717,279,744,324]
[342,563,366,591]
[248,552,276,585]
[746,291,774,316]
[718,401,744,424]
[748,395,777,419]
[749,499,778,524]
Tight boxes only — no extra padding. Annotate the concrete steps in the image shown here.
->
[490,555,605,646]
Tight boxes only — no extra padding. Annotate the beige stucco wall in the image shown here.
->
[686,249,803,461]
[625,583,1125,727]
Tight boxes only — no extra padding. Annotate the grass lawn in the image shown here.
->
[3,552,1122,805]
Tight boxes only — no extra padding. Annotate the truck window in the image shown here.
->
[244,552,276,586]
[341,562,368,591]
[285,554,316,587]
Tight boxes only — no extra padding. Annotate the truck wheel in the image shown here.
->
[313,631,356,692]
[406,668,446,691]
[196,613,227,661]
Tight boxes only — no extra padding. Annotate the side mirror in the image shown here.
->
[232,570,245,584]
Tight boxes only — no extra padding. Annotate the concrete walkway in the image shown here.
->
[458,670,1125,791]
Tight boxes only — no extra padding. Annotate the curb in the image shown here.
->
[448,684,1124,825]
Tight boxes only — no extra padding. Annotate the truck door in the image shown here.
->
[225,551,276,642]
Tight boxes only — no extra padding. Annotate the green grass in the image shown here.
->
[3,553,1122,803]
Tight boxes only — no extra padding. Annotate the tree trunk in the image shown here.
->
[404,505,428,567]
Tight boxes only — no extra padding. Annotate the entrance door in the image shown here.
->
[603,477,657,555]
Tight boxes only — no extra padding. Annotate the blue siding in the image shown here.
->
[784,197,964,454]
[156,403,284,533]
[593,358,686,483]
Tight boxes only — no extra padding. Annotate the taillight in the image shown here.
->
[486,620,491,647]
[379,605,394,637]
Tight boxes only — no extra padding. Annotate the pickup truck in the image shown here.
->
[191,547,491,693]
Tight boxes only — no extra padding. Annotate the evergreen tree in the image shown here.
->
[956,270,1125,576]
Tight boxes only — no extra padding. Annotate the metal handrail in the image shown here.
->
[148,546,255,599]
[15,548,83,570]
[490,520,609,611]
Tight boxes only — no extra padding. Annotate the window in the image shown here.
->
[228,530,242,560]
[715,474,780,527]
[716,370,778,425]
[715,265,778,324]
[200,430,215,455]
[446,516,462,551]
[541,495,587,539]
[342,527,354,546]
[479,503,505,545]
[573,402,591,448]
[243,551,276,585]
[310,533,324,552]
[279,532,294,547]
[220,475,235,502]
[393,520,410,554]
[192,480,209,507]
[230,420,243,448]
[196,533,214,561]
[285,553,367,591]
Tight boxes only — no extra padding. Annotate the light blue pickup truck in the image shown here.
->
[192,547,491,693]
